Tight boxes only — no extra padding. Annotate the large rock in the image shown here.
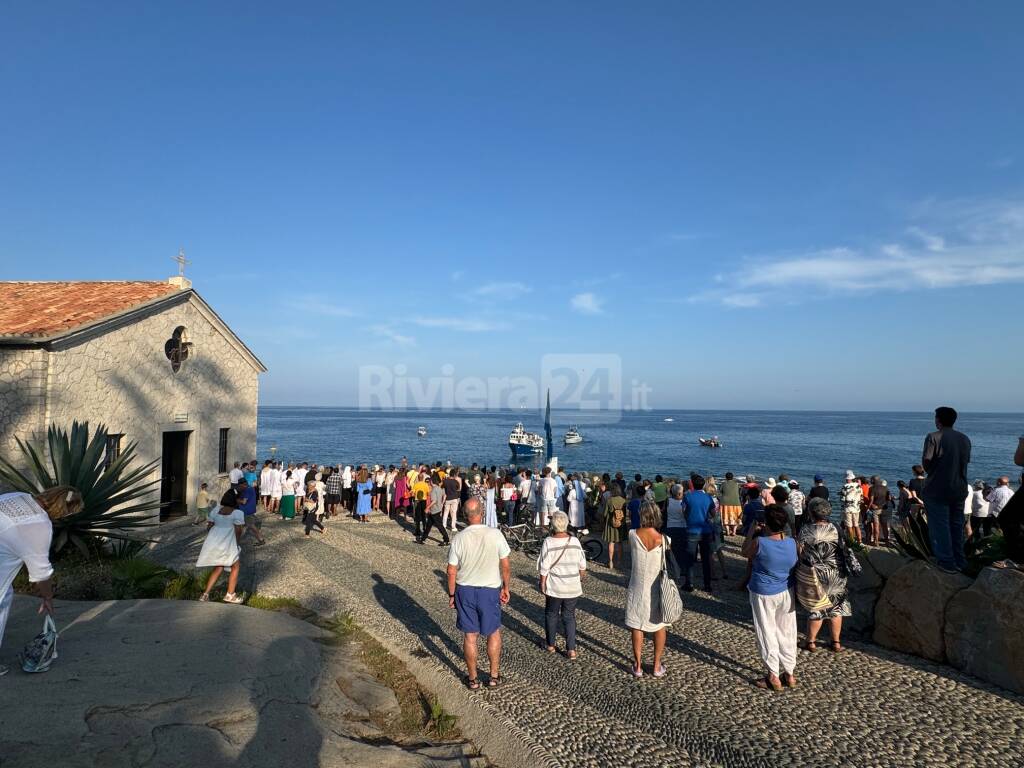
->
[863,547,913,580]
[873,560,971,662]
[945,567,1024,695]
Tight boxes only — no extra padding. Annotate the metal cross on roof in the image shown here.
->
[173,248,191,277]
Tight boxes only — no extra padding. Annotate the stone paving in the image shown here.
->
[159,513,1024,768]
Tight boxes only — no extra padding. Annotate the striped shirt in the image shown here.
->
[537,535,587,598]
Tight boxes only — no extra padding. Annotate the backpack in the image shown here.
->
[609,497,626,528]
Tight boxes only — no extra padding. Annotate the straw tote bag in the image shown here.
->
[659,539,684,624]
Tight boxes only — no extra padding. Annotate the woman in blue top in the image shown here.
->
[355,467,373,522]
[741,503,798,692]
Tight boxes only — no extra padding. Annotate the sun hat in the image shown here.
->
[789,480,800,488]
[845,470,856,481]
[765,478,776,488]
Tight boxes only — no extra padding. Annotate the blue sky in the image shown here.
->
[2,3,1022,410]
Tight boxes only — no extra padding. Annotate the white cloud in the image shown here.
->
[294,295,356,318]
[570,292,604,314]
[411,316,507,332]
[473,281,531,297]
[703,199,1024,307]
[368,325,415,346]
[906,226,945,252]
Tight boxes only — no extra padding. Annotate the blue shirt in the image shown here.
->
[243,470,257,487]
[682,491,715,535]
[627,498,643,530]
[748,536,797,596]
[740,499,765,536]
[238,486,257,516]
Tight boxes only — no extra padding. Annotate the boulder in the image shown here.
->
[945,567,1024,695]
[873,560,971,662]
[863,547,913,580]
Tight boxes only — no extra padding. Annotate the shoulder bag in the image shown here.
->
[659,538,684,624]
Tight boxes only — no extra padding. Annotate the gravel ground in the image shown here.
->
[157,513,1024,768]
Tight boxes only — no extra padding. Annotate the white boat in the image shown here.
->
[663,417,674,422]
[416,426,427,437]
[563,425,583,445]
[509,422,544,455]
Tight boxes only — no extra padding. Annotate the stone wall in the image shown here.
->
[1,295,259,511]
[0,348,48,483]
[846,548,1024,695]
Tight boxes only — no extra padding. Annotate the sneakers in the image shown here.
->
[653,665,667,678]
[0,663,9,677]
[223,593,244,604]
[199,593,210,602]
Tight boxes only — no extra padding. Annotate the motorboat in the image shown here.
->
[563,426,583,445]
[663,417,674,422]
[416,426,427,437]
[509,422,544,455]
[699,436,721,448]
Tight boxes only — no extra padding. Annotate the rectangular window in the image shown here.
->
[218,428,230,474]
[103,434,123,470]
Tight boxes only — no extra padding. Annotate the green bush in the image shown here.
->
[110,558,173,599]
[163,570,208,600]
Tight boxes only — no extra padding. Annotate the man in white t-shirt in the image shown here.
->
[228,463,244,488]
[0,488,82,676]
[537,467,558,527]
[446,498,511,689]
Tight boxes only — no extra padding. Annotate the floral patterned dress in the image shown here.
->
[797,522,852,620]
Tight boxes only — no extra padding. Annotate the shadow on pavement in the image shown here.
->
[371,572,464,678]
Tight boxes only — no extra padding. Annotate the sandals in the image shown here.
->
[567,650,577,660]
[781,672,797,688]
[755,675,784,692]
[830,640,844,653]
[802,641,818,653]
[488,674,503,688]
[465,677,481,690]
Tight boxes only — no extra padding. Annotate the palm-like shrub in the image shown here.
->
[0,421,162,556]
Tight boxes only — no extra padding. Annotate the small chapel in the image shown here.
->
[0,270,265,520]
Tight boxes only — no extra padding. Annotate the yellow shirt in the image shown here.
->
[412,480,431,502]
[196,489,210,509]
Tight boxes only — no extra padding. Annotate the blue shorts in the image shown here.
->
[454,585,502,636]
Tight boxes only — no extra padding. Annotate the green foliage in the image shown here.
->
[109,538,149,560]
[0,421,162,556]
[428,696,457,739]
[965,532,1009,578]
[893,511,934,562]
[110,558,173,599]
[326,611,359,638]
[163,569,208,600]
[245,594,304,612]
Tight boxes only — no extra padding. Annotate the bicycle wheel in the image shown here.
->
[581,535,604,562]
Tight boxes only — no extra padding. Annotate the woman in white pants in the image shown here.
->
[741,503,799,692]
[0,486,82,676]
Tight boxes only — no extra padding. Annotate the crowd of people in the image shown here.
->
[185,407,1023,690]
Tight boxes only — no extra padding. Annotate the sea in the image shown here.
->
[256,408,1023,488]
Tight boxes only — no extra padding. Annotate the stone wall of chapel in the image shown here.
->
[42,298,259,509]
[0,348,48,484]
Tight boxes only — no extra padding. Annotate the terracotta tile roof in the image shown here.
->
[0,281,182,338]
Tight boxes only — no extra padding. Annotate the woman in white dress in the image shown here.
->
[484,477,498,528]
[625,500,671,678]
[567,474,586,530]
[197,490,245,603]
[268,463,282,514]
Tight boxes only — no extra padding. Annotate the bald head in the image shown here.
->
[998,476,1010,486]
[463,497,483,521]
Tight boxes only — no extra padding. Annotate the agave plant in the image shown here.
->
[0,421,162,556]
[892,510,934,561]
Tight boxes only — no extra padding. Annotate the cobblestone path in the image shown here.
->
[166,515,1024,768]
